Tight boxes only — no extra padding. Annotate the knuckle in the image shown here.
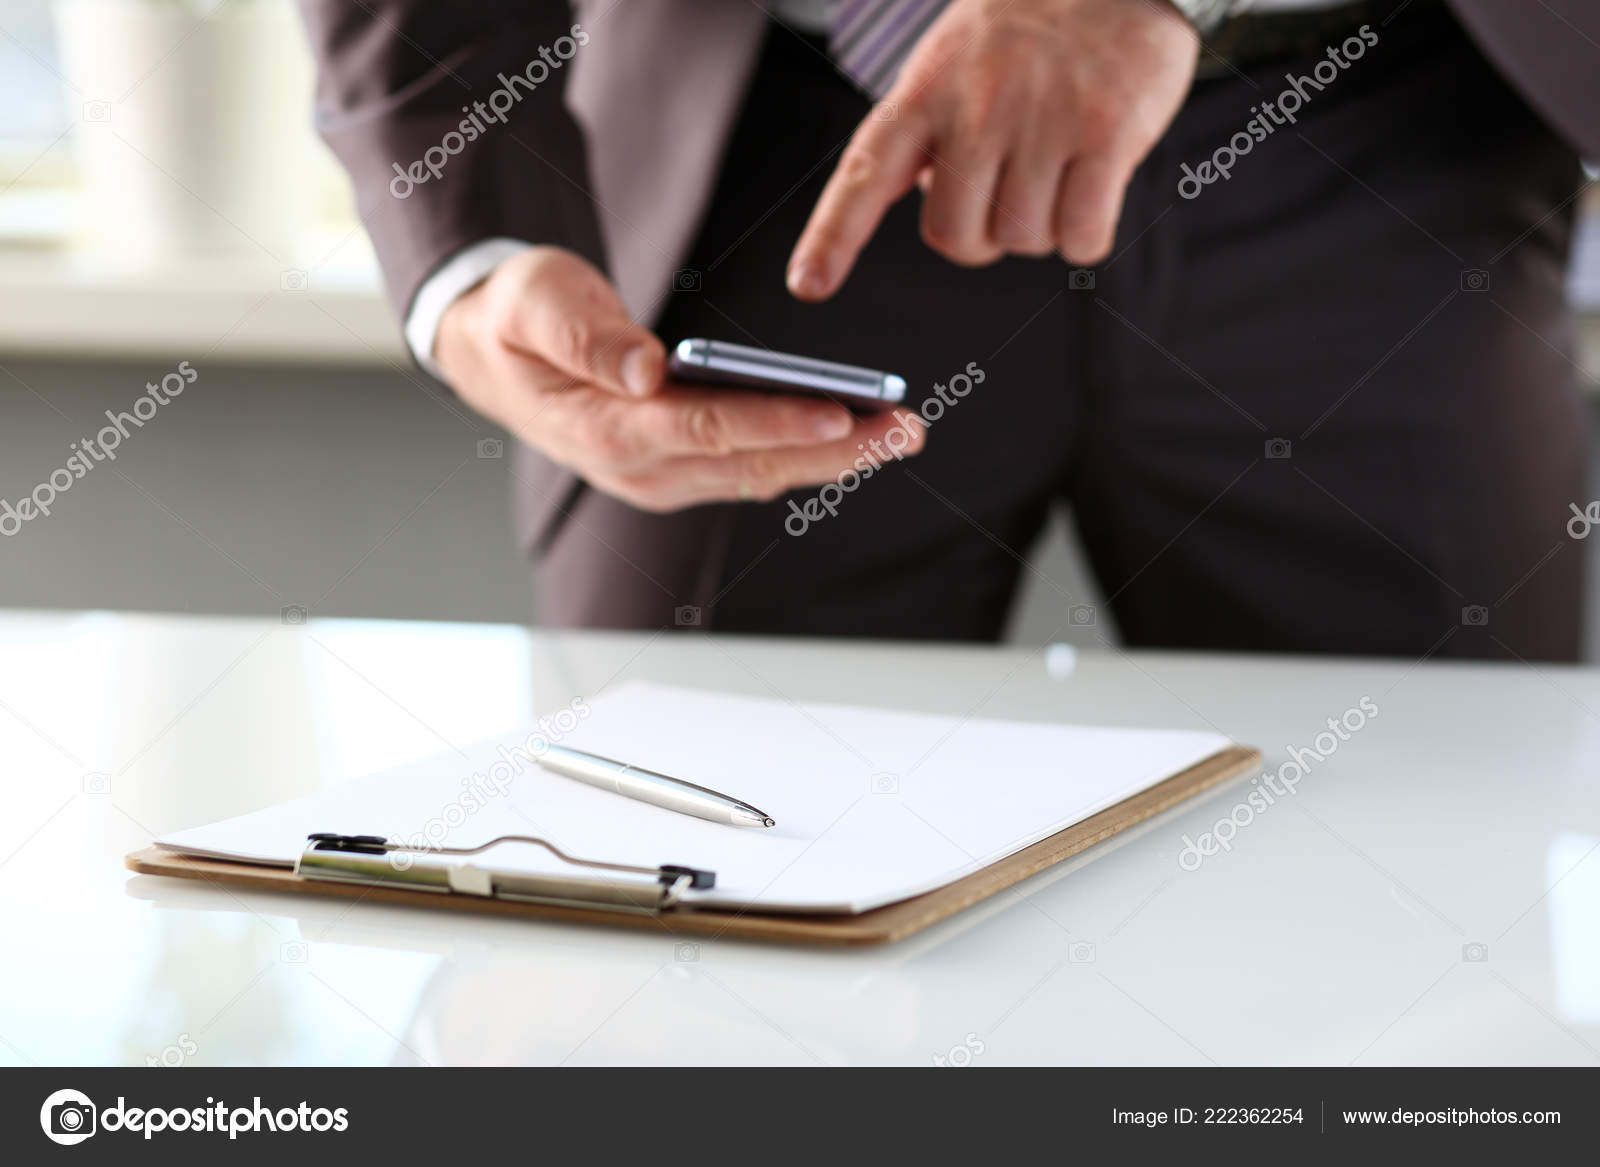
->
[1075,96,1122,144]
[681,403,731,454]
[838,143,880,189]
[517,246,591,298]
[554,316,596,366]
[517,246,561,281]
[496,253,545,301]
[893,87,935,127]
[496,251,561,317]
[1005,235,1054,257]
[738,452,785,498]
[922,218,988,265]
[993,207,1051,252]
[751,478,788,503]
[1054,196,1098,238]
[1058,217,1111,259]
[920,213,959,255]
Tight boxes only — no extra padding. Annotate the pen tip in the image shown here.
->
[763,817,775,828]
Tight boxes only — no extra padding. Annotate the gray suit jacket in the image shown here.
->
[297,0,1599,548]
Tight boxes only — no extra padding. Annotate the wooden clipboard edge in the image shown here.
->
[125,744,1259,948]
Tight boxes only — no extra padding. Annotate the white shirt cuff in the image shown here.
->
[403,238,535,378]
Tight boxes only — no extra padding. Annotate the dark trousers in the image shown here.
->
[533,7,1587,660]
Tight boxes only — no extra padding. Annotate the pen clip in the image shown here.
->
[298,833,715,914]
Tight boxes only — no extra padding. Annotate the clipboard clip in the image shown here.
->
[296,833,715,916]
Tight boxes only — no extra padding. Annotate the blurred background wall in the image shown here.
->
[0,0,1596,653]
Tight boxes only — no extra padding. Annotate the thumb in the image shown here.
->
[499,249,666,397]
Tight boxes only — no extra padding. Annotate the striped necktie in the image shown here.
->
[830,0,951,98]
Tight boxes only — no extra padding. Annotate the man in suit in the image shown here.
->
[299,0,1598,658]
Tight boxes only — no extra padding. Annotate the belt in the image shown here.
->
[1197,0,1447,80]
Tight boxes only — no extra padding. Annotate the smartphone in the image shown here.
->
[668,338,907,412]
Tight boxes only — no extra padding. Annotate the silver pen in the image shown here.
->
[536,743,776,828]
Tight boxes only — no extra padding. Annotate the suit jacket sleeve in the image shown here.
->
[296,1,609,320]
[1447,0,1600,163]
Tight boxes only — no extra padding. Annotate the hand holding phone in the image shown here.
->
[433,248,925,513]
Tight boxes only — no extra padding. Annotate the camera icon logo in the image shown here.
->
[1462,941,1489,962]
[40,1088,97,1145]
[82,771,111,796]
[1265,438,1292,459]
[1460,269,1490,293]
[1461,605,1489,627]
[674,942,700,962]
[280,940,309,963]
[1069,941,1096,964]
[476,437,504,459]
[281,604,308,626]
[673,268,702,293]
[280,269,308,292]
[674,605,702,627]
[1068,268,1095,291]
[1068,604,1096,627]
[870,772,900,794]
[82,101,110,123]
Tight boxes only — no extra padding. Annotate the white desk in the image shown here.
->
[1,610,1596,1067]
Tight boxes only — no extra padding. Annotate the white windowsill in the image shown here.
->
[0,227,1595,380]
[0,240,409,368]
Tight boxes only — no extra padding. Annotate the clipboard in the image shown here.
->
[126,744,1258,947]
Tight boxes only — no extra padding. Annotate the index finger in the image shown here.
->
[787,109,929,301]
[608,385,857,463]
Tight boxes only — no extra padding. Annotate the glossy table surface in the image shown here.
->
[2,610,1597,1066]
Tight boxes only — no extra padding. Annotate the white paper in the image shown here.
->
[156,681,1231,913]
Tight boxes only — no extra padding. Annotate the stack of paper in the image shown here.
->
[157,682,1231,914]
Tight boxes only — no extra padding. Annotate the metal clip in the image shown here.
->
[297,833,714,915]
